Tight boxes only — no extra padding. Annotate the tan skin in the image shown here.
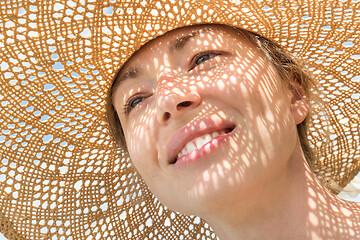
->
[112,25,360,239]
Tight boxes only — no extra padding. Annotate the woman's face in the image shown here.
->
[112,25,307,215]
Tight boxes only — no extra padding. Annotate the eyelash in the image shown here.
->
[189,51,224,70]
[123,94,149,115]
[123,51,225,115]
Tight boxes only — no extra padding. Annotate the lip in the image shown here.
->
[167,117,236,165]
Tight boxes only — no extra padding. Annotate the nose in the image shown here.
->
[156,72,201,124]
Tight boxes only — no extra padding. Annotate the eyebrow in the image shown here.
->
[113,28,212,89]
[169,29,210,52]
[112,67,141,90]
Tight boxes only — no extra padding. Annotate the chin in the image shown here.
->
[178,171,252,216]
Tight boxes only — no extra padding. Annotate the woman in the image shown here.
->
[107,24,360,239]
[0,0,359,239]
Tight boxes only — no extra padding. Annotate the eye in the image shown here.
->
[195,54,212,65]
[190,51,224,70]
[130,97,144,109]
[124,95,147,114]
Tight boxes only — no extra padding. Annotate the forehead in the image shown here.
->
[129,24,239,61]
[112,24,245,87]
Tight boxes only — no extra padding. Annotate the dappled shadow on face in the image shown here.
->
[112,25,360,238]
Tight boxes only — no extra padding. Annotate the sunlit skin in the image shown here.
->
[112,25,360,240]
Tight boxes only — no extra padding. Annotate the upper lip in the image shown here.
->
[167,117,235,164]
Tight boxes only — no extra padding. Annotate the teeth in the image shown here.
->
[186,142,197,153]
[204,133,213,143]
[211,132,219,138]
[176,130,227,160]
[195,135,208,149]
[180,148,188,157]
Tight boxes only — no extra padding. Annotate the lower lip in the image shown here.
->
[173,129,235,167]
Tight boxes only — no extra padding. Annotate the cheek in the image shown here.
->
[125,110,158,176]
[224,63,296,155]
[197,63,275,113]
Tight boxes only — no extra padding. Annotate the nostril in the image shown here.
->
[177,101,192,110]
[163,112,171,121]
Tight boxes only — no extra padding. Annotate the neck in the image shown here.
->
[202,146,360,240]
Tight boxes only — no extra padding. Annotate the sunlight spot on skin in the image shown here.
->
[238,82,249,98]
[346,218,353,227]
[222,73,228,79]
[260,79,274,101]
[229,138,238,151]
[308,198,316,210]
[247,49,256,58]
[240,154,251,167]
[330,203,339,213]
[210,71,217,77]
[210,114,224,125]
[230,75,236,84]
[166,82,174,87]
[244,57,252,65]
[309,212,319,227]
[163,53,170,66]
[198,183,205,196]
[159,79,167,85]
[210,43,218,49]
[305,170,313,179]
[247,131,254,141]
[318,194,327,204]
[217,80,225,89]
[198,121,207,130]
[340,206,352,217]
[187,80,196,85]
[265,110,276,123]
[189,85,197,91]
[257,57,265,66]
[211,172,219,189]
[311,232,321,239]
[236,66,244,74]
[134,125,141,135]
[259,151,268,167]
[197,63,208,71]
[217,111,226,119]
[168,87,185,96]
[234,172,242,183]
[216,163,224,178]
[202,76,209,81]
[154,58,159,68]
[158,65,167,72]
[248,67,258,77]
[203,170,210,181]
[245,72,255,84]
[223,160,231,170]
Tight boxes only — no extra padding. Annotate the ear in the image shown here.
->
[290,84,310,125]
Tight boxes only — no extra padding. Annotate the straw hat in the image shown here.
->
[0,0,359,238]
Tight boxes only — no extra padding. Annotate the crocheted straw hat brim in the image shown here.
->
[0,0,359,239]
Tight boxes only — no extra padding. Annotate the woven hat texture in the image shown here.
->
[0,0,360,239]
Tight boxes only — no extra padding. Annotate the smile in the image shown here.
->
[167,118,236,165]
[176,128,232,160]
